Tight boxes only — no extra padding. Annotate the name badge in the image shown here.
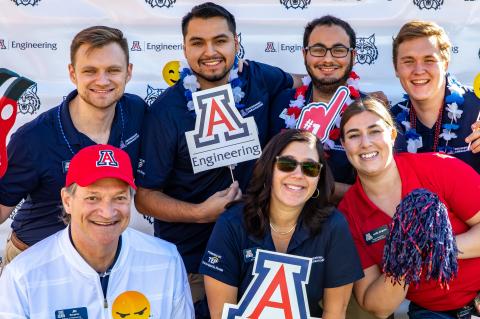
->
[55,307,88,319]
[364,225,389,245]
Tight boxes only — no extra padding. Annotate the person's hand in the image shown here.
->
[465,120,480,153]
[198,181,242,223]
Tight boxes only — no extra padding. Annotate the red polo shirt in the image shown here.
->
[339,152,480,311]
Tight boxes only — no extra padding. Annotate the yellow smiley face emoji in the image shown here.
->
[474,72,480,99]
[112,291,150,319]
[162,60,180,87]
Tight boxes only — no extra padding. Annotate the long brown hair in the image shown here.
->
[243,129,335,238]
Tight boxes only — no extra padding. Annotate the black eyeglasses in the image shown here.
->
[305,45,353,58]
[275,156,322,177]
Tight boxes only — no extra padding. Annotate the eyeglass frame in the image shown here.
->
[274,156,323,177]
[304,44,354,58]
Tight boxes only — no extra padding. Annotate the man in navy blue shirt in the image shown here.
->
[134,2,298,309]
[271,16,364,202]
[0,26,146,265]
[390,20,480,172]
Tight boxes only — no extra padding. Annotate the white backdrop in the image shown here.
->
[1,0,480,253]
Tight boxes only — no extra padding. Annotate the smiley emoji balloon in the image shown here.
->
[112,291,150,319]
[162,60,180,86]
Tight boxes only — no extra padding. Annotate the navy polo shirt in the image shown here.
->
[199,203,364,317]
[0,90,146,245]
[392,83,480,173]
[136,60,293,273]
[270,84,359,184]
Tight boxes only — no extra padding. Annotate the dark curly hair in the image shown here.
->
[243,129,335,238]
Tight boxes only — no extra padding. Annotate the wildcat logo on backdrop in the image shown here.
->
[17,84,41,115]
[145,85,165,106]
[222,250,319,319]
[237,33,245,59]
[185,84,261,173]
[145,0,175,8]
[413,0,444,10]
[11,0,41,6]
[355,34,378,65]
[280,0,311,9]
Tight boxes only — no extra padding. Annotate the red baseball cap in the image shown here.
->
[65,144,136,190]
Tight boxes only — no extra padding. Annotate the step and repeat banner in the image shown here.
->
[1,0,480,238]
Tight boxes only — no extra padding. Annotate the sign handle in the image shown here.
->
[229,165,235,183]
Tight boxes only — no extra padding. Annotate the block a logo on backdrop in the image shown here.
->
[355,34,378,65]
[280,0,311,9]
[145,0,175,8]
[413,0,444,10]
[11,0,41,6]
[0,39,7,50]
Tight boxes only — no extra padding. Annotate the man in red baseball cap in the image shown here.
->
[0,144,194,318]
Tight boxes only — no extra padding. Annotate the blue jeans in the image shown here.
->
[408,303,459,319]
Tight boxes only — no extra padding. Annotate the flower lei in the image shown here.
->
[395,74,466,153]
[179,57,245,113]
[283,71,361,149]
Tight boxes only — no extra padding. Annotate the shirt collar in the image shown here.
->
[57,90,126,147]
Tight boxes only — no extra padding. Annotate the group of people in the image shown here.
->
[0,2,479,319]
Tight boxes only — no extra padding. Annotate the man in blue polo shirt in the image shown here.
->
[0,26,146,265]
[271,16,364,202]
[134,2,298,310]
[390,20,480,172]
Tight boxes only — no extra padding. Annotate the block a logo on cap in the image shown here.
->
[96,150,119,167]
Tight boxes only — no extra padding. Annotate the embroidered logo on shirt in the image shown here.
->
[202,250,224,272]
[240,101,263,117]
[312,256,325,263]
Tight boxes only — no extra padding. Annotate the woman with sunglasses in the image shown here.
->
[199,129,363,319]
[338,97,480,319]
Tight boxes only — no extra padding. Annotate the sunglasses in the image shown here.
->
[275,156,322,177]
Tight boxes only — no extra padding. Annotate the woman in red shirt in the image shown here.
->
[338,96,480,319]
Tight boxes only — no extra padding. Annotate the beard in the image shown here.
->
[306,57,354,96]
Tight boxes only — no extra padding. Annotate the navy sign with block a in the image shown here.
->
[222,249,320,319]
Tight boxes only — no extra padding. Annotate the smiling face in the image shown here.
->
[270,141,320,214]
[341,111,396,177]
[395,36,448,107]
[69,42,132,111]
[162,60,180,86]
[183,16,238,89]
[304,24,355,96]
[62,178,131,253]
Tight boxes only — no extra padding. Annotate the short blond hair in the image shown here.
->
[392,20,451,69]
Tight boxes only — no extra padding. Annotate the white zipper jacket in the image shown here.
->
[0,227,194,319]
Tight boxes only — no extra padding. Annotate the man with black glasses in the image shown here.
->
[272,15,362,202]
